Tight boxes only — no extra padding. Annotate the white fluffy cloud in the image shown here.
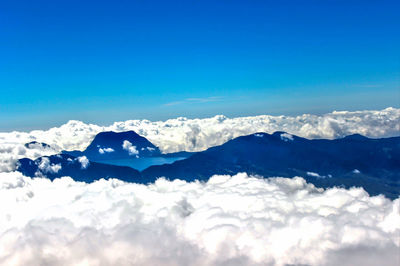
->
[0,172,398,266]
[37,157,61,174]
[280,132,294,141]
[0,142,57,172]
[77,156,90,169]
[122,140,139,156]
[99,147,114,154]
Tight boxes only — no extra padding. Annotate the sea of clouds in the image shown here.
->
[0,108,399,265]
[0,172,399,266]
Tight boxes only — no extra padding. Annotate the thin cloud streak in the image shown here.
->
[164,96,223,106]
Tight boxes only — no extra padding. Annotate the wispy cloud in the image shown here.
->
[164,96,223,106]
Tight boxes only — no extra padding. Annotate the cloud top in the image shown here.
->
[0,172,398,266]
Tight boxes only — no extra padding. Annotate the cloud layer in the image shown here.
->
[1,108,399,156]
[0,108,398,265]
[0,172,398,266]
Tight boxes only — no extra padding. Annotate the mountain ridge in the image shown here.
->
[16,130,400,199]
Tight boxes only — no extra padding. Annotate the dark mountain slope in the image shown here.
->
[16,131,400,199]
[17,154,148,183]
[142,132,400,198]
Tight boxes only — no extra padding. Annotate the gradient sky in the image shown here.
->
[1,0,399,131]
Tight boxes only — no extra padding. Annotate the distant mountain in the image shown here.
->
[17,154,147,183]
[142,132,400,199]
[16,131,400,199]
[17,131,190,183]
[63,131,161,161]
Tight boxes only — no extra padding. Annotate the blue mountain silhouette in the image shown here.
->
[141,132,400,199]
[17,131,400,199]
[63,131,161,161]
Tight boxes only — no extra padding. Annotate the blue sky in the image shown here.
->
[1,0,399,131]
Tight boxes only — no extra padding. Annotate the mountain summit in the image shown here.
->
[64,131,161,161]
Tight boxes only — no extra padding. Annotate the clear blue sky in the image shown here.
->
[1,0,399,131]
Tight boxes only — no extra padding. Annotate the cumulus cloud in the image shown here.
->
[142,146,155,152]
[37,157,61,174]
[0,172,398,266]
[122,140,139,156]
[280,132,294,141]
[76,156,89,169]
[99,147,114,154]
[0,142,57,172]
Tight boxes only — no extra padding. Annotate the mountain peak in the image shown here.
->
[95,130,140,137]
[342,134,369,141]
[64,130,161,161]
